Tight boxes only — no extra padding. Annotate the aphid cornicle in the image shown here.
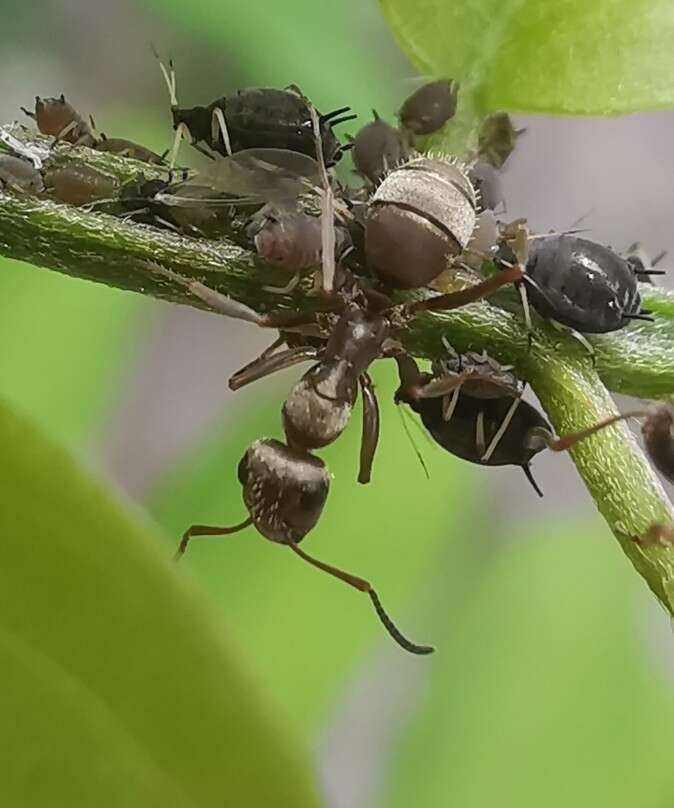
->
[398,79,459,136]
[351,111,409,186]
[394,353,550,495]
[523,235,652,333]
[365,156,478,289]
[21,94,95,145]
[0,154,44,194]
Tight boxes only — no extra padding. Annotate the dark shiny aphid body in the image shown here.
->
[22,95,95,145]
[352,111,409,186]
[238,438,329,543]
[43,163,117,206]
[525,235,646,333]
[394,353,549,494]
[406,392,549,468]
[174,88,352,164]
[0,154,44,193]
[365,156,478,288]
[94,136,166,165]
[399,79,458,136]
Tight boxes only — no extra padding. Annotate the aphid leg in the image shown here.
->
[54,119,78,143]
[475,410,486,456]
[263,272,302,295]
[146,261,265,326]
[167,122,190,170]
[443,386,462,423]
[211,107,233,156]
[481,396,521,462]
[405,266,524,316]
[20,106,36,121]
[175,518,253,560]
[549,319,595,362]
[517,281,534,350]
[308,104,336,294]
[229,345,320,391]
[357,372,380,484]
[289,543,434,655]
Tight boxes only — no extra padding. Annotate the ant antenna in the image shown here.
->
[289,543,434,655]
[175,517,253,560]
[308,103,336,293]
[397,404,431,479]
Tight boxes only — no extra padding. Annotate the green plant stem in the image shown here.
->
[2,124,674,613]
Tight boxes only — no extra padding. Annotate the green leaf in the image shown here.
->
[0,398,319,807]
[379,0,674,114]
[380,520,674,808]
[0,256,147,448]
[150,362,483,732]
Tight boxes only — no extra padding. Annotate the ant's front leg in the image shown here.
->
[147,262,326,330]
[229,344,322,391]
[357,372,380,484]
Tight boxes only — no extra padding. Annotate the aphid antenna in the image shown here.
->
[289,543,434,655]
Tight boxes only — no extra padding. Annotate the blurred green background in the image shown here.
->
[2,0,674,805]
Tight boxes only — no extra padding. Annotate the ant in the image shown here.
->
[153,262,522,655]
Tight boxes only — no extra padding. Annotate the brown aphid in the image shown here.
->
[22,95,95,145]
[43,162,117,206]
[0,154,44,194]
[94,134,166,165]
[365,155,478,288]
[399,79,458,136]
[477,112,521,168]
[351,111,409,186]
[253,211,352,271]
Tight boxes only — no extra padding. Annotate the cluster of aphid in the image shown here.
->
[3,62,672,654]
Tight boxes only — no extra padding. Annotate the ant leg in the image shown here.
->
[289,543,434,655]
[357,372,380,484]
[229,345,320,391]
[211,107,233,156]
[544,410,648,452]
[175,518,253,560]
[146,262,264,325]
[392,352,426,399]
[405,266,524,316]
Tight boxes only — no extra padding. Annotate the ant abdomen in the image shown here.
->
[238,438,330,544]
